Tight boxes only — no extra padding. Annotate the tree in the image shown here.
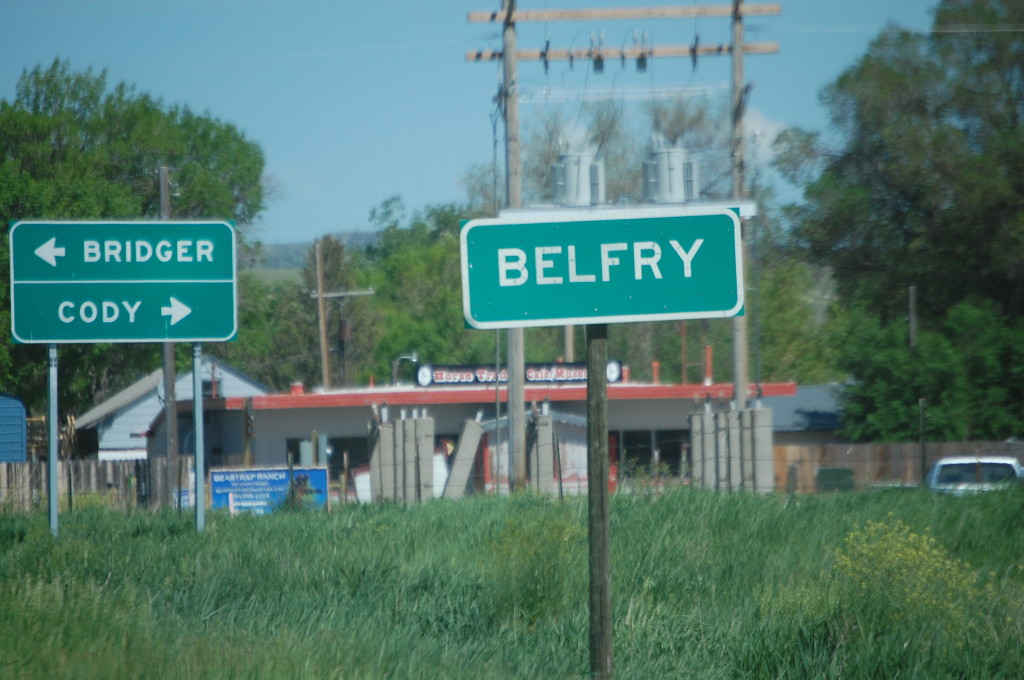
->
[522,107,571,204]
[833,300,1024,442]
[773,1,1024,440]
[206,273,314,391]
[778,1,1024,323]
[0,60,267,414]
[460,161,502,219]
[351,199,502,384]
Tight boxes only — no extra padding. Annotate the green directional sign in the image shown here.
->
[460,207,744,329]
[10,220,237,343]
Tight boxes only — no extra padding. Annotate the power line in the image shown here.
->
[518,84,728,104]
[772,23,1024,35]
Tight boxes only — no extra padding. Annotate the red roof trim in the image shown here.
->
[224,382,797,411]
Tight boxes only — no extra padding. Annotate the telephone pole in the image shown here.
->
[501,0,527,490]
[309,288,375,387]
[316,240,330,389]
[160,165,179,509]
[731,0,750,409]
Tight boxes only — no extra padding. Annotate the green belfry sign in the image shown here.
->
[460,207,744,329]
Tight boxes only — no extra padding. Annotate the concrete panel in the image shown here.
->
[416,418,434,503]
[717,414,728,488]
[445,420,483,500]
[752,407,774,493]
[401,419,416,504]
[534,415,554,493]
[368,422,392,502]
[740,409,755,490]
[689,411,716,489]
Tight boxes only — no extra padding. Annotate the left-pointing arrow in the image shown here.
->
[161,297,192,326]
[34,237,66,267]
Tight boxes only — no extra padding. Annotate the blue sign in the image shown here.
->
[210,467,329,515]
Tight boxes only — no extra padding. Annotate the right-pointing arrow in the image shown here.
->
[34,237,66,267]
[161,297,192,326]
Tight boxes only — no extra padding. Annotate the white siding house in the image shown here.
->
[76,358,270,460]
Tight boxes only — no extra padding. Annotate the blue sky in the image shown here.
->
[1,1,936,244]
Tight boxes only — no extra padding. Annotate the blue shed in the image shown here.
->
[0,394,27,463]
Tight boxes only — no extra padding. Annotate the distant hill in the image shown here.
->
[253,232,379,269]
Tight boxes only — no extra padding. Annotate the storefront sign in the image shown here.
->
[416,361,621,387]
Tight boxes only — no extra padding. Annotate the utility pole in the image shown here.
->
[502,0,527,490]
[160,165,179,509]
[731,0,749,409]
[910,285,926,483]
[585,323,612,678]
[316,240,330,389]
[467,4,780,63]
[309,289,375,387]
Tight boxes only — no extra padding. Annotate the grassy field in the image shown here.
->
[2,488,1023,679]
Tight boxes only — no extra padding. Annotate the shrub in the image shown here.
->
[831,517,980,639]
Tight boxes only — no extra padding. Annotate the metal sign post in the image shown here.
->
[48,344,58,537]
[193,343,206,531]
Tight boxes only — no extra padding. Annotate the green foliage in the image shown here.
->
[0,59,266,415]
[831,518,981,638]
[752,257,838,384]
[3,489,1024,678]
[315,182,832,388]
[335,199,519,385]
[484,496,586,625]
[205,273,314,391]
[836,300,1024,441]
[2,59,264,232]
[753,513,1024,678]
[781,1,1024,324]
[773,1,1024,436]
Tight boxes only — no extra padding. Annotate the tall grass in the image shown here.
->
[2,488,1023,678]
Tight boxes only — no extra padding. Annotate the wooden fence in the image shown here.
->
[774,441,1024,493]
[0,457,193,512]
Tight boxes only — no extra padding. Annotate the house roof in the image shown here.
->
[76,358,272,430]
[762,384,842,433]
[76,369,162,429]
